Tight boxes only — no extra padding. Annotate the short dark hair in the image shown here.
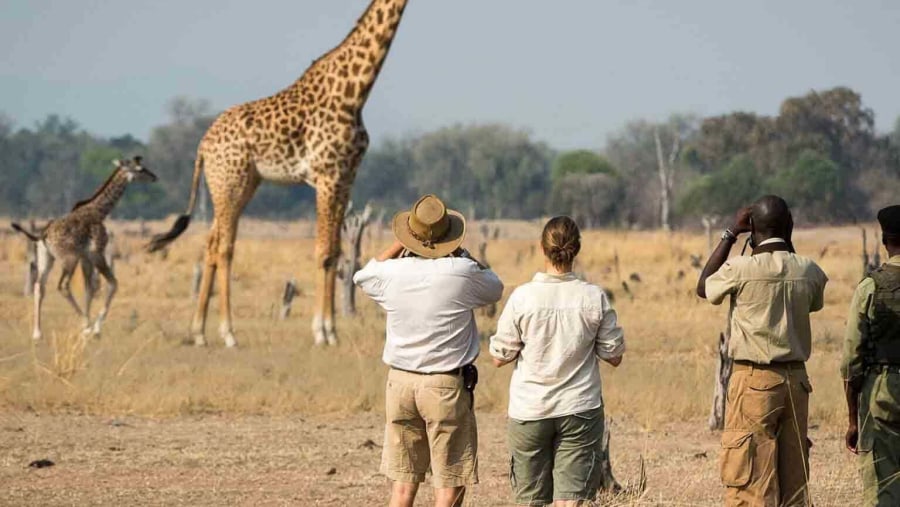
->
[884,234,900,248]
[541,216,581,268]
[751,195,792,236]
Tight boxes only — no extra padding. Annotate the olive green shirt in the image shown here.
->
[705,249,828,364]
[841,255,900,384]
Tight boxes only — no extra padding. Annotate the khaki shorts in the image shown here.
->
[381,368,478,488]
[508,407,604,506]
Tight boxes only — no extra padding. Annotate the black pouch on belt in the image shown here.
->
[462,364,478,409]
[462,364,478,392]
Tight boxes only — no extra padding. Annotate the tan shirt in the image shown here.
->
[489,272,625,420]
[705,246,828,364]
[841,255,900,383]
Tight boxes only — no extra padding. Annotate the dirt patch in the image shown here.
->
[0,412,860,506]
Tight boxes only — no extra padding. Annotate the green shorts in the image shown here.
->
[507,407,604,506]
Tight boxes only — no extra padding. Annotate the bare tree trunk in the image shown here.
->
[654,128,681,232]
[873,230,881,269]
[280,279,298,320]
[702,216,719,255]
[708,300,734,430]
[597,416,622,493]
[340,203,373,316]
[862,227,870,277]
[477,224,497,318]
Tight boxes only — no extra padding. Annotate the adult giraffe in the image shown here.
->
[148,0,410,347]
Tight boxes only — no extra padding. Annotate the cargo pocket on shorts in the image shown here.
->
[720,430,752,487]
[509,455,517,489]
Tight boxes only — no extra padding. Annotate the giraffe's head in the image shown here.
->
[116,156,157,183]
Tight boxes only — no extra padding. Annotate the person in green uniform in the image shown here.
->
[843,205,900,506]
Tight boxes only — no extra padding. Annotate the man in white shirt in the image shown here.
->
[354,194,503,507]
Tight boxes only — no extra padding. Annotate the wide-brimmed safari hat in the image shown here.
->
[392,194,466,259]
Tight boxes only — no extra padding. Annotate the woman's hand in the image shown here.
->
[492,355,517,368]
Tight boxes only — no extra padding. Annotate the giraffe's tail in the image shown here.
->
[146,155,204,253]
[11,223,41,242]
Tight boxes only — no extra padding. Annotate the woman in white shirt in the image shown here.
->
[490,216,625,507]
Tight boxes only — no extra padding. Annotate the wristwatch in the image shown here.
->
[721,229,737,242]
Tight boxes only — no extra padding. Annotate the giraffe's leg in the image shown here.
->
[57,258,85,320]
[89,254,117,336]
[191,222,218,347]
[79,258,94,334]
[211,175,259,348]
[32,244,54,340]
[312,185,348,347]
[215,220,239,348]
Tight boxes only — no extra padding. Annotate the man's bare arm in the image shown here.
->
[697,207,752,299]
[845,380,860,453]
[376,240,406,262]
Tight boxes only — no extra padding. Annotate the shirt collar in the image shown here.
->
[532,272,579,283]
[888,255,900,266]
[758,237,787,247]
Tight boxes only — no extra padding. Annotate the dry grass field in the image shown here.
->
[0,218,872,505]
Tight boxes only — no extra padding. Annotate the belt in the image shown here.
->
[392,366,465,376]
[732,360,805,371]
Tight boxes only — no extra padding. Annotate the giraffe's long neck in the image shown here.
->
[313,0,410,109]
[73,170,130,219]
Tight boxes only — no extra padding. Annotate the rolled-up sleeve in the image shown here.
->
[705,260,742,305]
[841,278,874,385]
[809,265,829,313]
[460,264,504,309]
[352,259,387,304]
[595,295,625,360]
[489,293,522,362]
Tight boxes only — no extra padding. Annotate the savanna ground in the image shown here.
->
[0,219,872,505]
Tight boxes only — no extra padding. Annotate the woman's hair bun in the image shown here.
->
[541,216,581,268]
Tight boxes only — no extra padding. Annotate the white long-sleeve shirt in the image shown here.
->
[353,256,504,373]
[489,272,625,421]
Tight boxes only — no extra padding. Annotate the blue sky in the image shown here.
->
[1,0,899,149]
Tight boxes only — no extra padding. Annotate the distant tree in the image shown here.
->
[604,114,698,228]
[776,87,875,171]
[18,115,98,215]
[549,172,622,228]
[678,155,766,218]
[0,114,20,215]
[769,150,841,223]
[892,116,900,149]
[145,98,216,218]
[549,150,618,224]
[551,150,615,181]
[688,112,778,174]
[354,139,416,213]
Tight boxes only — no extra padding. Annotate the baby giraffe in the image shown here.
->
[12,157,156,339]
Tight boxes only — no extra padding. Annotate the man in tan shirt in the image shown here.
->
[698,195,828,506]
